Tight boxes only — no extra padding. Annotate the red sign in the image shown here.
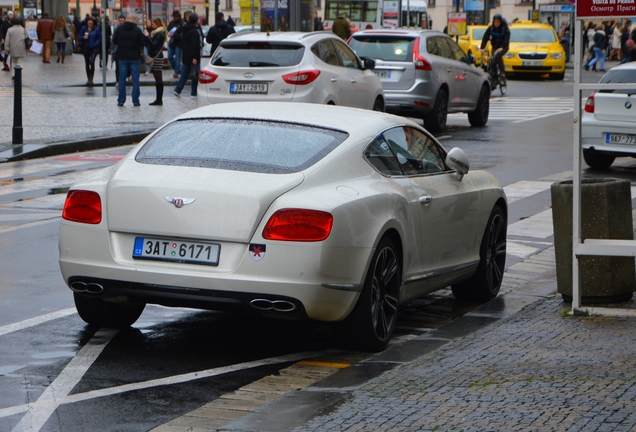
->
[577,0,636,17]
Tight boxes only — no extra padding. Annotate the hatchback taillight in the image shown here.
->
[199,69,218,84]
[262,209,333,242]
[282,70,321,85]
[413,38,432,71]
[62,190,102,224]
[584,93,595,113]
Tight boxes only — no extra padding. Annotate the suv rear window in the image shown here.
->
[136,119,349,174]
[349,36,415,62]
[599,70,636,94]
[211,42,305,67]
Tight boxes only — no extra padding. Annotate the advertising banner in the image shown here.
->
[464,0,484,11]
[383,0,398,28]
[447,12,467,35]
[576,0,636,17]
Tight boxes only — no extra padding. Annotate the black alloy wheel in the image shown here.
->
[468,85,490,127]
[424,89,448,132]
[342,236,401,352]
[452,206,507,302]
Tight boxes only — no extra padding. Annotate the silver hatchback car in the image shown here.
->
[349,29,491,132]
[197,31,385,111]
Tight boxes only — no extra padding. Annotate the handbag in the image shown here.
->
[24,29,32,50]
[145,49,161,68]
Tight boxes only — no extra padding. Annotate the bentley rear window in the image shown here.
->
[136,119,348,174]
[211,42,305,67]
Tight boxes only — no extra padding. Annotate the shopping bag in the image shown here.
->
[29,40,43,54]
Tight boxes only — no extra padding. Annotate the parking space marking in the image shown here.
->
[10,329,118,432]
[0,308,76,337]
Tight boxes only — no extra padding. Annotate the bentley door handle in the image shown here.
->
[419,195,433,205]
[351,79,357,83]
[331,77,337,82]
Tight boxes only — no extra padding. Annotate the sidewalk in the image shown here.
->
[0,52,201,159]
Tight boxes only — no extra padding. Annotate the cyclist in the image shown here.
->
[480,14,510,83]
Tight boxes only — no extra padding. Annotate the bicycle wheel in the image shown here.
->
[499,75,507,96]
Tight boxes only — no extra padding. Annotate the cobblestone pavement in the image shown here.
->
[293,297,636,432]
[0,52,200,152]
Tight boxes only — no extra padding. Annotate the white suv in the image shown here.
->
[197,32,385,111]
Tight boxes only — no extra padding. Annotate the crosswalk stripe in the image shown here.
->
[448,97,575,122]
[503,180,553,204]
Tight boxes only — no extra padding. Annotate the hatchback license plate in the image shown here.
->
[133,237,220,266]
[605,133,636,145]
[230,83,268,94]
[374,70,391,79]
[522,60,543,66]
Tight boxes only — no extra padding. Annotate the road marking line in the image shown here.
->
[0,217,60,234]
[507,209,554,239]
[0,308,76,337]
[297,360,350,369]
[503,180,553,204]
[0,350,332,424]
[513,109,573,123]
[10,329,118,432]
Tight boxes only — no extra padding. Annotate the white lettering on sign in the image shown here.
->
[592,0,608,4]
[618,4,636,10]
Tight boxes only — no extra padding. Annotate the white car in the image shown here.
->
[582,63,636,169]
[59,102,507,351]
[197,32,385,111]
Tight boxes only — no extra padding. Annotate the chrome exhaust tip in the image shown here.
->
[70,281,104,294]
[250,298,297,313]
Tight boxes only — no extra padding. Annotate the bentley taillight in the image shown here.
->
[263,209,333,241]
[62,190,102,224]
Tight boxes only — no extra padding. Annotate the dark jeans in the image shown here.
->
[174,61,200,96]
[82,47,98,80]
[118,59,141,105]
[490,49,506,80]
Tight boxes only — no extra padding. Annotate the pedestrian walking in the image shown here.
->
[36,12,54,63]
[205,12,235,55]
[585,26,607,72]
[112,14,144,106]
[174,13,201,98]
[78,17,101,86]
[4,17,28,80]
[52,14,69,64]
[167,10,183,79]
[144,17,166,106]
[72,14,82,53]
[0,11,14,71]
[314,11,323,31]
[332,12,351,40]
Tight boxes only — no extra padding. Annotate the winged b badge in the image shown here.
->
[165,196,196,208]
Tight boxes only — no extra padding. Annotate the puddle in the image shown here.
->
[0,364,26,376]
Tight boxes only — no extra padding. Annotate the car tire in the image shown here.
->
[373,97,385,112]
[550,72,565,80]
[468,85,490,127]
[74,293,145,328]
[452,205,506,302]
[583,149,615,169]
[424,88,448,133]
[341,236,401,352]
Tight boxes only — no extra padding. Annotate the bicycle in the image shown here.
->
[481,51,507,96]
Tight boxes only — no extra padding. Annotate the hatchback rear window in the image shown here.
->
[599,70,636,94]
[136,119,349,174]
[510,28,556,43]
[349,36,415,61]
[211,42,305,67]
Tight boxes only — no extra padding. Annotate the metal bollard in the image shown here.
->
[12,64,23,145]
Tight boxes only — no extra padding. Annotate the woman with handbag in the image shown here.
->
[4,17,28,80]
[53,15,69,64]
[143,17,166,106]
[78,17,101,86]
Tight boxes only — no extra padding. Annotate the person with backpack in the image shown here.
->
[205,12,235,55]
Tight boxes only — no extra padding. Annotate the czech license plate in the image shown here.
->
[230,83,268,94]
[605,133,636,145]
[374,70,391,79]
[522,60,543,66]
[133,237,220,266]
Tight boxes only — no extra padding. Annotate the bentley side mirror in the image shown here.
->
[446,147,470,181]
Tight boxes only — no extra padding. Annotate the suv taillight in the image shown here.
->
[584,93,595,113]
[262,209,333,241]
[282,70,321,85]
[199,69,218,84]
[413,38,432,71]
[62,190,102,224]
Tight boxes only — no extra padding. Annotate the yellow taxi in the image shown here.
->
[458,25,490,66]
[504,22,566,80]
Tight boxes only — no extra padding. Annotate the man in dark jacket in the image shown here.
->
[112,14,145,106]
[480,13,510,81]
[167,10,183,78]
[205,12,235,55]
[0,11,13,70]
[174,13,203,98]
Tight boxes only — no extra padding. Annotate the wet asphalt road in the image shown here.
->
[3,71,636,432]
